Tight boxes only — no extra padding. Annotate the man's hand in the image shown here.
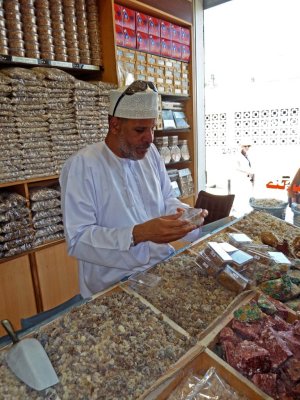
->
[133,211,199,244]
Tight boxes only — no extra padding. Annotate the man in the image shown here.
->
[230,139,255,216]
[60,81,207,298]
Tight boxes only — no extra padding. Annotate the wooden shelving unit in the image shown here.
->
[0,0,197,335]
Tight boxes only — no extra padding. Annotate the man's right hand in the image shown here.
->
[132,211,198,244]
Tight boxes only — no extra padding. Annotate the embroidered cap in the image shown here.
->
[109,80,158,119]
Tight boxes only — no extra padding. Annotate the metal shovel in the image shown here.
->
[1,319,59,391]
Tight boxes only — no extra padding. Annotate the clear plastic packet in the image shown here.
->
[33,215,62,229]
[34,224,64,238]
[268,251,292,266]
[0,228,34,243]
[0,192,27,212]
[33,231,64,247]
[30,187,60,201]
[32,207,62,221]
[31,198,61,212]
[128,271,161,288]
[3,233,34,251]
[32,67,76,82]
[217,264,250,293]
[0,218,30,234]
[4,243,33,257]
[245,248,273,266]
[195,251,222,277]
[168,366,248,400]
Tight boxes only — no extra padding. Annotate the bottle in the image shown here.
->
[154,136,171,164]
[178,139,190,161]
[168,136,181,163]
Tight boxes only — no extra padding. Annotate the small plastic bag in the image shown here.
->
[179,208,205,227]
[128,271,161,288]
[168,366,248,400]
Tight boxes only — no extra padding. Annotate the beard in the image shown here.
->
[119,135,150,160]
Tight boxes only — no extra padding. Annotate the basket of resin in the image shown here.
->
[249,197,288,220]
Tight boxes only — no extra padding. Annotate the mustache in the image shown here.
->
[137,143,151,150]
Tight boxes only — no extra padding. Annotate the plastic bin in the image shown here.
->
[291,203,300,227]
[249,197,288,220]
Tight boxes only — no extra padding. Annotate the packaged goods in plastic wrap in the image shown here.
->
[30,187,60,201]
[168,367,248,400]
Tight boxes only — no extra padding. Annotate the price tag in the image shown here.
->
[0,54,12,62]
[38,58,50,65]
[72,63,84,69]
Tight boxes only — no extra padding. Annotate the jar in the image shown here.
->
[155,137,171,164]
[178,139,190,161]
[168,136,181,163]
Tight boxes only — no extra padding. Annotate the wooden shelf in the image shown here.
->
[0,175,59,189]
[155,128,191,134]
[0,54,101,72]
[165,160,192,167]
[0,239,65,265]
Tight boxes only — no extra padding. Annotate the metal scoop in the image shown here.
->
[1,319,59,391]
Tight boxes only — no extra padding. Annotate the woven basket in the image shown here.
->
[249,198,288,220]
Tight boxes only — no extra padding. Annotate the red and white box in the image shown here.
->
[181,44,190,62]
[148,16,160,36]
[161,38,172,58]
[136,31,149,52]
[114,4,123,26]
[136,12,148,33]
[160,20,172,40]
[149,34,161,55]
[123,28,136,49]
[181,27,190,45]
[171,41,182,60]
[171,24,181,43]
[122,6,136,30]
[115,24,124,46]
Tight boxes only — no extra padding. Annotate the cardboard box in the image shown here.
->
[116,46,124,59]
[161,38,172,58]
[149,34,161,55]
[155,57,165,67]
[171,24,181,43]
[171,41,182,60]
[160,20,172,40]
[136,51,147,64]
[123,28,136,49]
[114,4,123,26]
[135,62,146,74]
[182,62,189,72]
[181,27,190,45]
[147,53,157,65]
[136,31,149,52]
[181,44,190,62]
[115,24,124,47]
[136,12,148,33]
[122,6,135,30]
[148,16,160,36]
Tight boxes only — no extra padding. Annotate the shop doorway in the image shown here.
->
[203,0,300,220]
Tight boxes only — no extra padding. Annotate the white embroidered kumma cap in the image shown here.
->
[109,83,158,119]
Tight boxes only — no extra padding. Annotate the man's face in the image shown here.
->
[113,118,156,160]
